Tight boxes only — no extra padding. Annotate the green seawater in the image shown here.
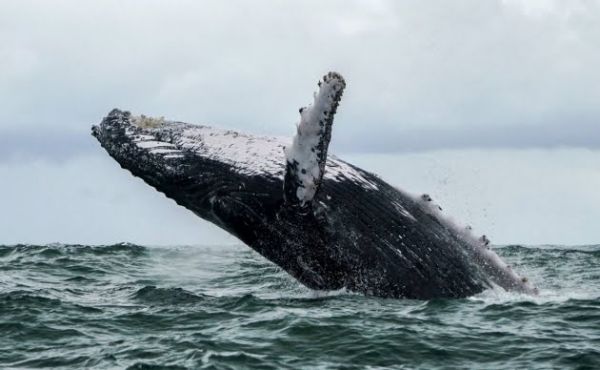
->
[0,243,598,369]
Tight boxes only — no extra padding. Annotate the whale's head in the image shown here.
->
[91,109,286,239]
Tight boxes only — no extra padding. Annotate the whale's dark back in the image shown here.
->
[197,161,489,299]
[92,109,532,299]
[230,171,489,299]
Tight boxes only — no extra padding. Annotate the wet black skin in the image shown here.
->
[93,109,491,299]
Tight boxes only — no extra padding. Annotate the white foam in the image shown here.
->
[471,284,598,305]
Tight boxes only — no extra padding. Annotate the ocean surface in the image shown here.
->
[0,243,598,369]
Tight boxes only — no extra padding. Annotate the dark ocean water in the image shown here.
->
[0,243,598,369]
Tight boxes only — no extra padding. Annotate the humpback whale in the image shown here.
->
[92,72,536,299]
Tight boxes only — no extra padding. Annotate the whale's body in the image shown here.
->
[92,73,536,299]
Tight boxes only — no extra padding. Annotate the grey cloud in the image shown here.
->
[2,116,598,163]
[334,117,600,153]
[0,0,599,159]
[2,0,600,247]
[0,129,95,162]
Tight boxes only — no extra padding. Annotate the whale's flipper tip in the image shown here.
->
[284,72,346,207]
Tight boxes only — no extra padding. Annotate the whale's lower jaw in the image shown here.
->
[92,108,537,299]
[91,109,285,237]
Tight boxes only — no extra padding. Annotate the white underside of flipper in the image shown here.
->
[284,72,347,205]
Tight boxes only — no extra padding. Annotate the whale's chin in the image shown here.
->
[92,109,281,234]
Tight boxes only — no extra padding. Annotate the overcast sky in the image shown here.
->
[1,0,599,245]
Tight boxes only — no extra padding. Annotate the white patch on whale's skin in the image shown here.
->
[135,141,176,149]
[178,126,287,177]
[392,201,417,222]
[125,114,379,191]
[324,160,379,190]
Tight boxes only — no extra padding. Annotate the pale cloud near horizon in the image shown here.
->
[2,149,599,246]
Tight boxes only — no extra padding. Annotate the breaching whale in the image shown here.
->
[92,72,537,299]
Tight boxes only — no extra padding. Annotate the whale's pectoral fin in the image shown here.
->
[283,72,346,207]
